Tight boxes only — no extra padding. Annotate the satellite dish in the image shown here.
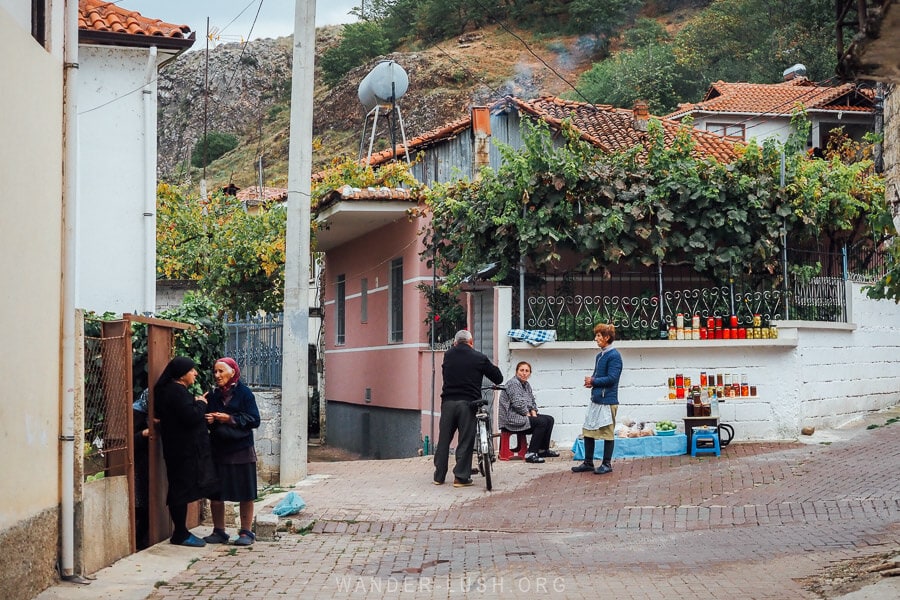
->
[358,60,409,111]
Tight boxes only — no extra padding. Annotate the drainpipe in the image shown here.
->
[143,47,158,313]
[61,0,80,579]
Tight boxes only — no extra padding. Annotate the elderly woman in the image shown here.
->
[498,361,558,463]
[153,356,218,547]
[203,358,261,546]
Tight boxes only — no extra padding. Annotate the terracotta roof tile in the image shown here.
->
[665,77,874,119]
[78,0,191,38]
[504,96,738,163]
[236,186,288,205]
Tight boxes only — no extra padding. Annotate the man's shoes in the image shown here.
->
[203,528,229,544]
[433,480,444,485]
[571,462,594,473]
[524,452,545,463]
[452,478,474,487]
[538,449,560,458]
[594,463,613,475]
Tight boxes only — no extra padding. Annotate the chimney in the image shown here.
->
[471,106,491,177]
[632,100,649,132]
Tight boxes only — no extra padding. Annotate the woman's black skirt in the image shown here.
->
[209,461,258,502]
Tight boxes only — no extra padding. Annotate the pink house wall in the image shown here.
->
[323,214,439,417]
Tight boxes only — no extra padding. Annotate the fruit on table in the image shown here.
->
[656,420,676,431]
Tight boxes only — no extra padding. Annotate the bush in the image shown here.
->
[191,132,239,169]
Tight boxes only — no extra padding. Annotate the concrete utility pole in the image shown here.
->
[281,0,316,485]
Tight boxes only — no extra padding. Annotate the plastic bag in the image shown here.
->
[272,491,306,516]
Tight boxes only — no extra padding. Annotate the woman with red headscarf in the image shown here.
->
[203,357,261,546]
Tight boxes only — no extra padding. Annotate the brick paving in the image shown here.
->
[147,419,900,599]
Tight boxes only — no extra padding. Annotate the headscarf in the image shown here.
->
[154,356,196,392]
[215,357,241,390]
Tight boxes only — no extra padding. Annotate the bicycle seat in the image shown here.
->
[471,398,489,408]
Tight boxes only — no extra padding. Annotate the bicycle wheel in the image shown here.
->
[479,422,492,490]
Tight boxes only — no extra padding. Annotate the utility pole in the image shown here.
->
[281,0,316,485]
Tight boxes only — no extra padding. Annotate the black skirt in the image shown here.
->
[209,461,258,502]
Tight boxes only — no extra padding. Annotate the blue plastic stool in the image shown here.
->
[690,427,721,457]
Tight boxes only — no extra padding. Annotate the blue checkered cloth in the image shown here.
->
[507,329,557,346]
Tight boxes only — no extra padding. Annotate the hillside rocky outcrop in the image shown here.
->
[155,26,595,182]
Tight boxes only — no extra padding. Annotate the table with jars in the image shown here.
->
[668,371,753,452]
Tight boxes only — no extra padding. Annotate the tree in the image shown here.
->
[573,43,700,113]
[156,185,286,315]
[191,132,239,168]
[320,21,392,87]
[673,0,839,84]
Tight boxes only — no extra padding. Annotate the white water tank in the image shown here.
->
[358,60,409,111]
[782,63,807,81]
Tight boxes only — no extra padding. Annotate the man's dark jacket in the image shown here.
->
[441,343,504,403]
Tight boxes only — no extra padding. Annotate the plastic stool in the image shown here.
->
[499,430,528,460]
[690,427,721,457]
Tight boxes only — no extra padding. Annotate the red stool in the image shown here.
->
[499,430,528,460]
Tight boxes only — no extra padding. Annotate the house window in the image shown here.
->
[32,0,46,47]
[706,122,745,140]
[389,258,403,342]
[361,278,368,323]
[336,274,346,345]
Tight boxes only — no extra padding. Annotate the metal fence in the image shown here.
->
[83,330,130,478]
[511,243,890,341]
[225,313,284,387]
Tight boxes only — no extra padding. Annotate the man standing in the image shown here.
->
[433,329,504,487]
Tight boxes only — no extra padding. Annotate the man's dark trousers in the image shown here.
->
[433,399,476,483]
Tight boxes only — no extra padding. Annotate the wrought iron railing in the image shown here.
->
[225,313,284,387]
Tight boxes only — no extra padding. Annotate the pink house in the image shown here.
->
[313,97,739,459]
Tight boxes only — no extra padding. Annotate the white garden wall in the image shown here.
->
[498,282,900,448]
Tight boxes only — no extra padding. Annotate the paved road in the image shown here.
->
[40,407,900,599]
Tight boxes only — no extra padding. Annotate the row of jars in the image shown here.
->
[668,325,778,340]
[668,314,778,340]
[667,371,757,399]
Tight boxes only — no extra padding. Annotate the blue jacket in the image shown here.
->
[206,381,261,453]
[589,346,622,405]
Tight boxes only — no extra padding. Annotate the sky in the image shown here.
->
[123,0,359,43]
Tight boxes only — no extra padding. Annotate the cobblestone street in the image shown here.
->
[138,411,900,599]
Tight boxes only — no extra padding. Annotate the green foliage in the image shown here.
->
[191,132,239,169]
[573,43,699,113]
[673,0,839,84]
[311,156,420,206]
[417,282,467,344]
[131,293,227,395]
[422,115,885,296]
[156,184,287,315]
[622,17,671,49]
[320,21,392,87]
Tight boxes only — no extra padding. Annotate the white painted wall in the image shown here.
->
[77,44,162,314]
[0,1,64,529]
[498,282,900,448]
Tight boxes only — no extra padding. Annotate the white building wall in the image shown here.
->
[499,282,900,448]
[0,3,67,595]
[77,44,158,313]
[0,0,64,533]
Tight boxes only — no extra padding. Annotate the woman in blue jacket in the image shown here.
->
[572,323,622,475]
[203,358,261,546]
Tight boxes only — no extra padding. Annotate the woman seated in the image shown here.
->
[498,361,558,463]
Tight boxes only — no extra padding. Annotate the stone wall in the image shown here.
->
[253,389,282,484]
[0,507,59,600]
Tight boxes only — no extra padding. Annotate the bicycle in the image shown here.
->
[473,385,505,491]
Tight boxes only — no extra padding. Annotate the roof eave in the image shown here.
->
[78,29,196,51]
